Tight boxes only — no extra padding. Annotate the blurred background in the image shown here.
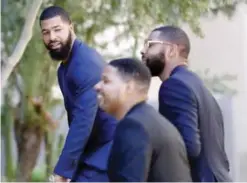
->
[1,0,247,181]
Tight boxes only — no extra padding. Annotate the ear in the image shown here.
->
[69,23,74,31]
[164,44,179,59]
[164,45,172,60]
[125,80,135,94]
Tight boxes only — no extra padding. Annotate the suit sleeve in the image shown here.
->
[54,63,99,179]
[108,119,152,182]
[159,77,201,158]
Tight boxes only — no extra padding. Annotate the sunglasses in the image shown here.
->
[144,40,172,48]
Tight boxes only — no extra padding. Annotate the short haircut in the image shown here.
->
[152,25,190,58]
[109,58,151,90]
[39,6,71,25]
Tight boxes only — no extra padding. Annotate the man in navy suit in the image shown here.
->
[40,6,116,182]
[94,58,192,182]
[141,25,232,182]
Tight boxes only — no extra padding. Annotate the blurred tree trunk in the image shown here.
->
[14,96,58,181]
[14,121,44,181]
[1,0,43,88]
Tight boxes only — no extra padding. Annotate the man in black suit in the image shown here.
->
[141,25,232,182]
[94,58,192,182]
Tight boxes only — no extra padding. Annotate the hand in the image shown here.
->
[54,175,69,182]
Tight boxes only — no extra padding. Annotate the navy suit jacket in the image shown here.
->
[54,39,117,179]
[108,102,192,182]
[159,65,231,182]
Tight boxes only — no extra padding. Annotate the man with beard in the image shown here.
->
[141,25,232,182]
[39,6,116,182]
[94,58,192,182]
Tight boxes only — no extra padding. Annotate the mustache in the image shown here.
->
[48,41,61,47]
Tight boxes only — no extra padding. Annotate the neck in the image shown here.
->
[114,95,147,120]
[159,58,187,81]
[62,34,76,64]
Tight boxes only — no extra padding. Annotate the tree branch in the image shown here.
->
[29,97,59,130]
[1,0,43,89]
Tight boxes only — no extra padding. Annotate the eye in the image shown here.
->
[42,31,49,36]
[103,79,109,84]
[104,77,112,84]
[144,41,154,48]
[148,42,156,48]
[54,28,62,32]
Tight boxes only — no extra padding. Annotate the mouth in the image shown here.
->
[97,94,106,109]
[97,94,102,100]
[141,56,147,64]
[97,94,104,103]
[49,42,61,49]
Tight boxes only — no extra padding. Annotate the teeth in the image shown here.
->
[50,42,60,47]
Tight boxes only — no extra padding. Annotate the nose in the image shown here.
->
[140,46,147,57]
[94,82,101,92]
[49,31,56,41]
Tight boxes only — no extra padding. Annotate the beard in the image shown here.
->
[145,52,165,77]
[45,31,72,61]
[97,92,120,117]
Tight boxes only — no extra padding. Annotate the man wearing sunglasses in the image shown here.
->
[141,25,232,182]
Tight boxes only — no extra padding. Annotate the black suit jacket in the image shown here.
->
[108,102,192,182]
[159,65,231,182]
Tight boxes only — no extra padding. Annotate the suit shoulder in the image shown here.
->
[125,104,153,121]
[117,116,148,139]
[71,40,105,69]
[124,104,162,132]
[161,68,202,96]
[68,41,105,83]
[120,115,143,127]
[173,68,203,86]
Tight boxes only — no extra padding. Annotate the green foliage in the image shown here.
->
[1,0,27,55]
[210,0,247,18]
[2,0,246,59]
[44,132,65,177]
[30,166,47,182]
[1,94,15,181]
